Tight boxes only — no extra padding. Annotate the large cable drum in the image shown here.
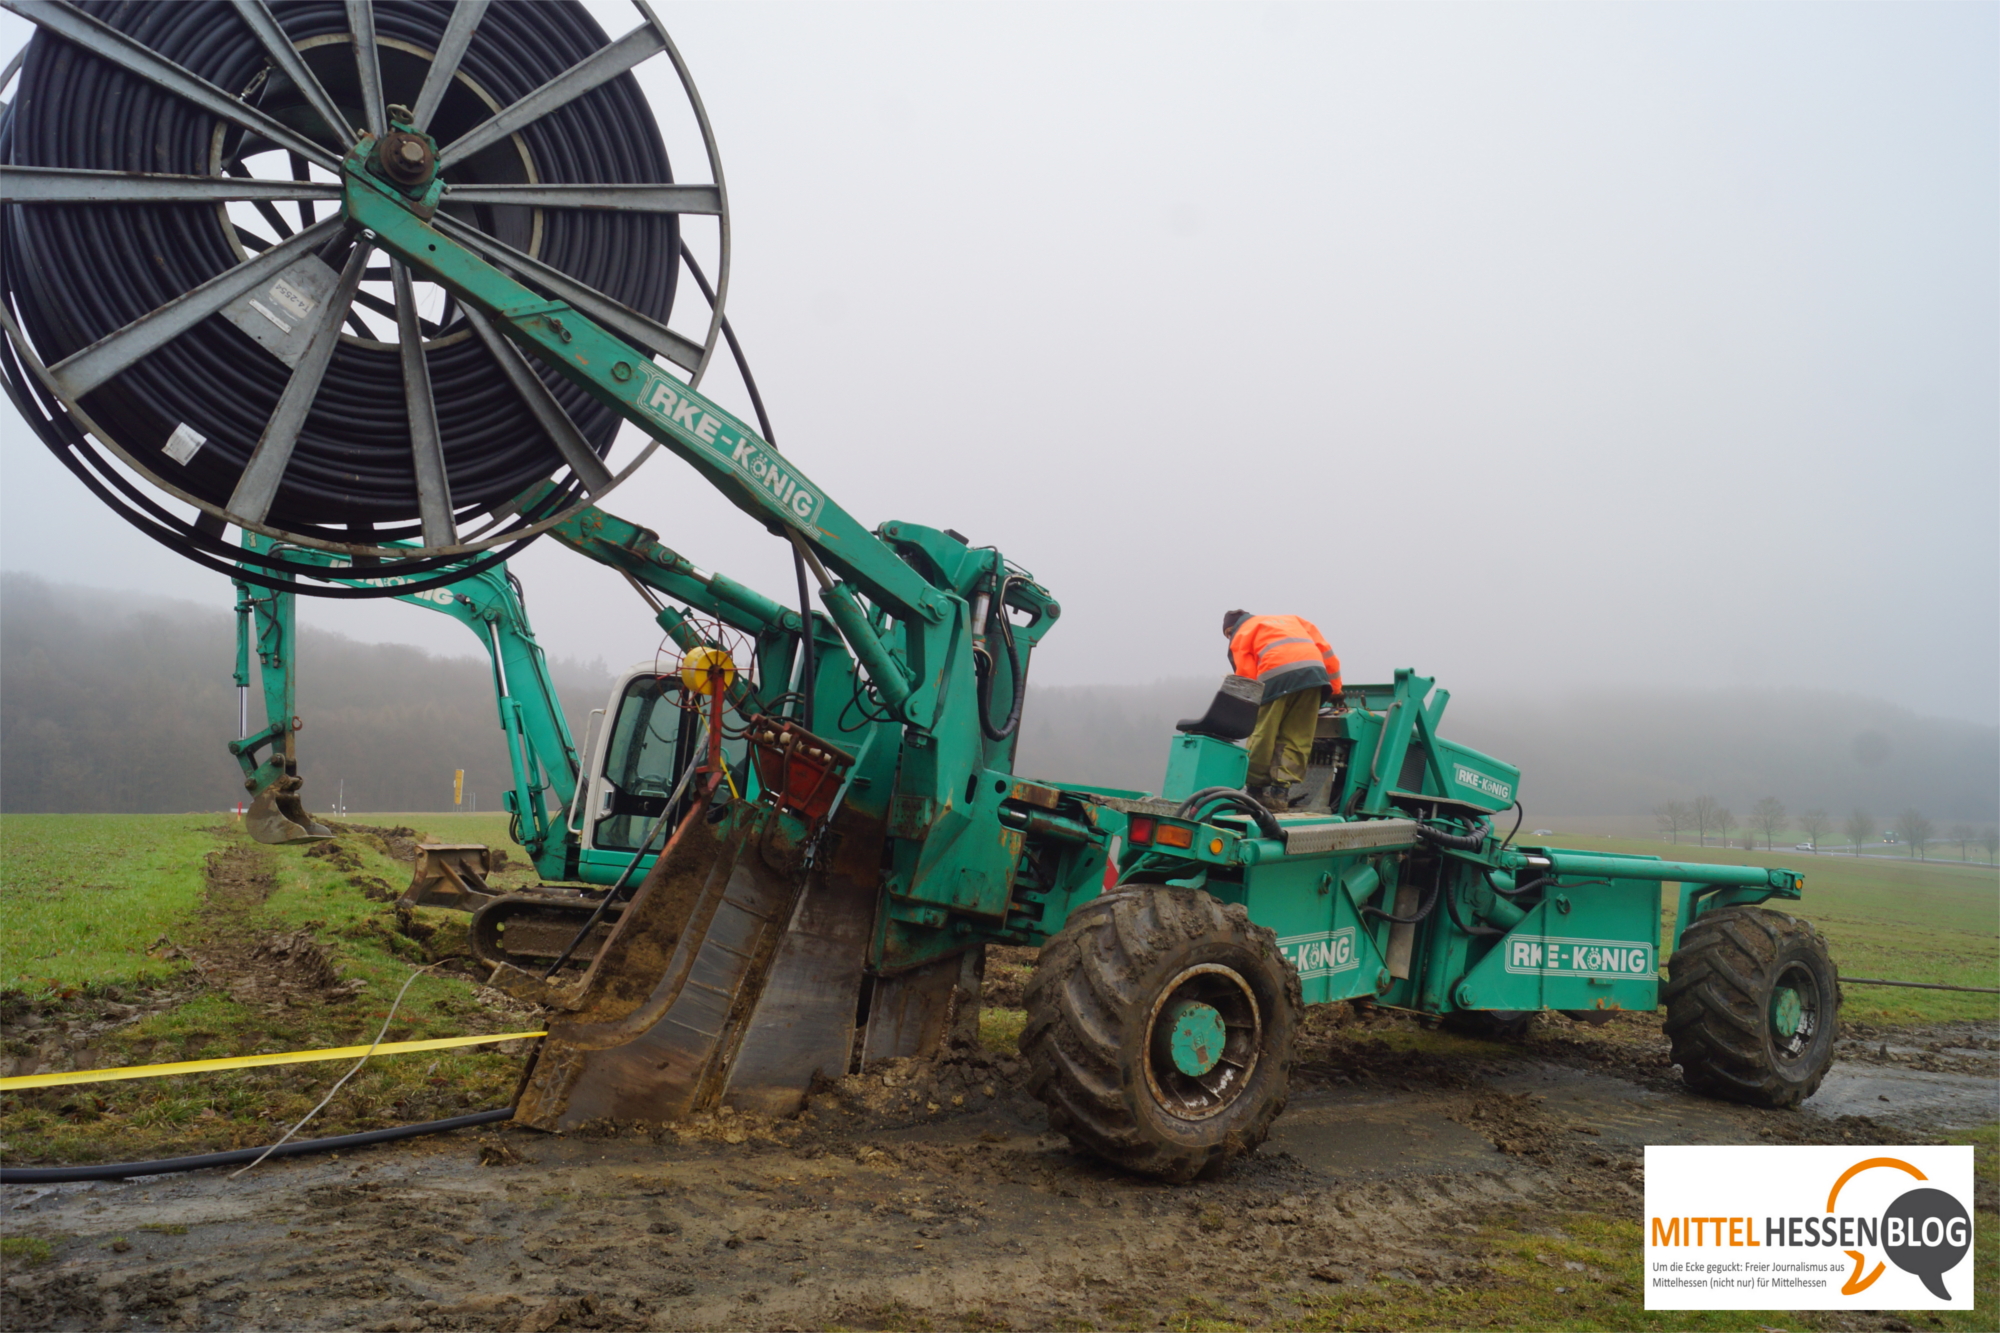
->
[0,0,730,592]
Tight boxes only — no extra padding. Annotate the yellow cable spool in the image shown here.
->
[680,645,738,696]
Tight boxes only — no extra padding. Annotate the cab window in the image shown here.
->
[592,675,747,851]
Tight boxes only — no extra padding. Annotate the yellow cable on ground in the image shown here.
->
[0,1031,546,1092]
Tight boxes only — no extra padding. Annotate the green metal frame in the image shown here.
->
[333,121,1100,972]
[303,116,1812,1004]
[1100,671,1806,1019]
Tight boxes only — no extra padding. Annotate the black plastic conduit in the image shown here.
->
[0,1107,514,1185]
[1,0,678,586]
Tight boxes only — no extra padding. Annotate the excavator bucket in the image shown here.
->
[511,794,884,1129]
[242,775,332,845]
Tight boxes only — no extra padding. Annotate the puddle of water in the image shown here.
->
[1488,1065,1762,1147]
[1267,1090,1501,1178]
[1804,1064,2000,1127]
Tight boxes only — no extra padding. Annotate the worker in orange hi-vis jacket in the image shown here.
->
[1221,610,1342,811]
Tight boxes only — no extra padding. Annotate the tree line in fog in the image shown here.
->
[1651,794,1996,862]
[4,575,1998,837]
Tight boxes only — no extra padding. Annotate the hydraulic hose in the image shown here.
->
[1440,863,1505,938]
[2,0,677,549]
[1176,787,1284,842]
[1361,873,1440,926]
[1415,819,1492,851]
[0,1107,514,1185]
[676,246,811,733]
[975,574,1026,742]
[1492,873,1552,901]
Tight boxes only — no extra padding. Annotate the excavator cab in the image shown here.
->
[573,663,749,876]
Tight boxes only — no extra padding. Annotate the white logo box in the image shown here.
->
[1644,1144,1974,1310]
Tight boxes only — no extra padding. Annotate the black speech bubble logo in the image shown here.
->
[1881,1187,1971,1301]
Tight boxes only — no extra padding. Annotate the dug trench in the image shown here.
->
[4,921,1994,1332]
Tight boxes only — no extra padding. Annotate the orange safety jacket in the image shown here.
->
[1228,614,1341,702]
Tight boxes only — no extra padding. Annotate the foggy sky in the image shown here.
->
[3,3,1994,723]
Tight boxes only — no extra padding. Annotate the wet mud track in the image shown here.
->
[4,1014,1993,1332]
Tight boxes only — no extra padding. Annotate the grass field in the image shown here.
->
[2,813,1994,1167]
[1544,831,2000,1027]
[0,815,218,993]
[0,811,535,1164]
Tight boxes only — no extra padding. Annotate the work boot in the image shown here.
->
[1250,785,1290,812]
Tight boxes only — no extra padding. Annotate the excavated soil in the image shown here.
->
[169,847,367,1013]
[0,847,370,1083]
[5,972,1992,1332]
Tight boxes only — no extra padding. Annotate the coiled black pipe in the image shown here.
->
[0,321,557,597]
[0,1107,514,1184]
[3,0,677,555]
[1176,786,1284,842]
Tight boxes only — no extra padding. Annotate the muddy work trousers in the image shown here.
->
[1245,687,1320,792]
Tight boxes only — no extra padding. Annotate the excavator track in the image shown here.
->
[469,893,627,974]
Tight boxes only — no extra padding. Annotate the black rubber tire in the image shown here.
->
[1663,905,1841,1108]
[1022,885,1303,1183]
[1443,1010,1534,1040]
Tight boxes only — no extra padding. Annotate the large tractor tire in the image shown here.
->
[1022,885,1302,1182]
[1663,906,1840,1109]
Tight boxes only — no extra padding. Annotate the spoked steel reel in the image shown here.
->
[0,0,732,595]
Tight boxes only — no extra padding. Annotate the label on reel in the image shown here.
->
[163,421,207,465]
[220,255,339,369]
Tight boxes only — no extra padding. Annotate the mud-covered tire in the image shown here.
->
[1022,885,1303,1183]
[1663,905,1840,1108]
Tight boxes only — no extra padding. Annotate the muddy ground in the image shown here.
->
[4,973,1993,1332]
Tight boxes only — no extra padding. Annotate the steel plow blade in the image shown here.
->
[514,799,877,1129]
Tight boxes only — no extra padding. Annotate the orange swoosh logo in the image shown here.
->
[1826,1156,1926,1212]
[1841,1250,1884,1295]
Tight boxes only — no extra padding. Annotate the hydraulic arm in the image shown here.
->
[331,113,1083,972]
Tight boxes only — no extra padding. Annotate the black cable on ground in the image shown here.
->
[0,1107,514,1185]
[1,0,677,586]
[1838,978,2000,994]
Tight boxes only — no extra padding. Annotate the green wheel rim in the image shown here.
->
[1769,962,1822,1064]
[1143,964,1262,1122]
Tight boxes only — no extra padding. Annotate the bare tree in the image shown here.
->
[1751,797,1787,851]
[1984,827,1999,865]
[1654,800,1692,845]
[1798,808,1828,852]
[1950,823,1974,861]
[1843,809,1872,856]
[1714,805,1737,850]
[1691,794,1721,847]
[1893,808,1934,861]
